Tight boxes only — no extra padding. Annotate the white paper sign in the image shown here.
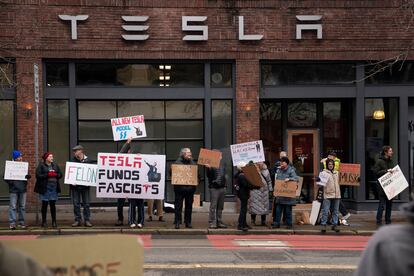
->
[111,115,147,141]
[378,165,409,200]
[97,153,165,199]
[64,162,98,187]
[316,171,330,187]
[4,161,29,181]
[310,200,321,226]
[230,140,265,165]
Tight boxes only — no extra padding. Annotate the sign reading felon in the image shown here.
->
[171,164,198,186]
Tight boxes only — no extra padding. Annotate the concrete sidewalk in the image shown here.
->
[0,205,407,236]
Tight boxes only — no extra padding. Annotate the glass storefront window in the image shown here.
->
[166,121,203,139]
[166,101,203,119]
[211,64,232,87]
[0,62,14,88]
[366,62,414,84]
[0,101,14,197]
[365,98,399,199]
[260,102,282,166]
[262,63,355,86]
[45,63,69,87]
[78,101,116,120]
[47,100,70,196]
[288,102,317,128]
[118,101,165,119]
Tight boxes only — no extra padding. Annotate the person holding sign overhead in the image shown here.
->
[172,148,196,229]
[374,146,395,225]
[271,157,299,229]
[34,152,62,228]
[70,145,94,227]
[4,150,31,230]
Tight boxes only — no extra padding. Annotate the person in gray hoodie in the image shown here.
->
[354,198,414,276]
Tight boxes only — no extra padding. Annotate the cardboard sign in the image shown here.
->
[296,176,303,197]
[2,235,143,276]
[193,194,201,208]
[274,180,298,198]
[64,162,98,187]
[97,153,166,199]
[378,165,409,200]
[316,171,330,187]
[339,163,360,186]
[111,115,147,141]
[171,164,198,186]
[197,148,222,168]
[230,140,265,165]
[310,200,321,225]
[4,161,29,181]
[241,164,263,187]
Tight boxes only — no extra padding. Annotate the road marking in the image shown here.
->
[144,263,357,270]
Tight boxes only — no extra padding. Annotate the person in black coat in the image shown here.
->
[34,152,62,228]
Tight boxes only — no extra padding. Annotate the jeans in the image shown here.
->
[376,192,393,224]
[129,199,145,225]
[9,192,26,225]
[273,204,292,226]
[174,186,195,225]
[117,198,126,222]
[238,197,249,227]
[330,200,347,217]
[321,198,340,225]
[72,188,91,222]
[209,187,225,226]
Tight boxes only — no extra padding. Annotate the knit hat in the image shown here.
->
[12,150,22,160]
[42,152,53,161]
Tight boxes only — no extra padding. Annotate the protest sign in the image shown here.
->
[111,115,147,141]
[274,180,298,198]
[64,162,98,187]
[230,140,265,165]
[4,161,29,181]
[296,177,303,197]
[171,164,198,186]
[378,165,409,200]
[241,164,263,187]
[310,200,321,225]
[316,170,330,186]
[3,235,143,276]
[339,163,360,186]
[97,153,165,199]
[197,148,222,168]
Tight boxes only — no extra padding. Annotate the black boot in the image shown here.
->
[41,201,48,228]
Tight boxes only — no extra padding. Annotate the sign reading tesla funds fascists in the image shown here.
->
[378,165,409,200]
[64,162,98,187]
[111,115,147,141]
[230,140,265,165]
[97,153,165,199]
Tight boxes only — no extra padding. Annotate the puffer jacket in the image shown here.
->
[323,169,340,199]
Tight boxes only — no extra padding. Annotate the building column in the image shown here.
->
[235,59,260,143]
[399,95,409,201]
[15,57,43,211]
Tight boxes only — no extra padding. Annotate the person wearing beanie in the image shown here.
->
[34,152,62,228]
[70,145,94,227]
[5,150,31,230]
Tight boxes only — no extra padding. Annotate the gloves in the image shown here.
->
[25,174,31,179]
[47,171,58,178]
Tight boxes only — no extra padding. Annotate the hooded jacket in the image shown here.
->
[354,201,414,276]
[322,169,341,199]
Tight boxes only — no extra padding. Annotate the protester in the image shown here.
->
[5,150,30,230]
[320,159,341,233]
[249,162,272,226]
[373,145,395,225]
[70,145,93,227]
[271,157,298,229]
[235,162,259,232]
[147,199,165,222]
[206,152,227,229]
[354,200,414,276]
[34,152,62,228]
[172,148,196,229]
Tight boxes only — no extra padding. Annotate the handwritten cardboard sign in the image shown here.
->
[197,148,222,168]
[378,165,409,200]
[64,162,98,187]
[2,235,143,276]
[339,163,360,186]
[4,161,29,181]
[241,164,263,187]
[111,115,147,141]
[296,177,303,197]
[230,140,265,165]
[171,164,198,186]
[274,180,298,198]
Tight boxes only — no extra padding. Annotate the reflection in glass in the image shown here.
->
[288,102,317,127]
[0,63,14,88]
[78,121,113,140]
[166,101,203,119]
[118,101,165,119]
[211,64,232,87]
[260,102,282,166]
[366,61,414,84]
[0,101,14,196]
[45,63,69,86]
[78,101,116,120]
[166,121,203,139]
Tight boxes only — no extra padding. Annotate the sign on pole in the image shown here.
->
[197,148,222,168]
[64,162,98,187]
[171,164,198,186]
[339,163,360,186]
[230,140,265,165]
[97,153,165,199]
[378,165,409,200]
[111,115,147,141]
[4,161,29,181]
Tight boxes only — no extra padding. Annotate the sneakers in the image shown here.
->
[321,225,327,233]
[85,221,93,227]
[271,223,280,229]
[332,225,340,233]
[72,221,81,227]
[341,219,350,226]
[237,225,248,232]
[18,224,27,229]
[209,224,218,229]
[343,213,351,220]
[130,223,137,228]
[217,223,228,229]
[9,224,16,230]
[137,223,143,229]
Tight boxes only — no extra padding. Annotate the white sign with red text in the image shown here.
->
[230,140,265,165]
[97,153,165,199]
[378,165,409,200]
[64,162,98,187]
[111,115,147,141]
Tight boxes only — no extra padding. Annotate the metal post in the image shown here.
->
[34,63,40,224]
